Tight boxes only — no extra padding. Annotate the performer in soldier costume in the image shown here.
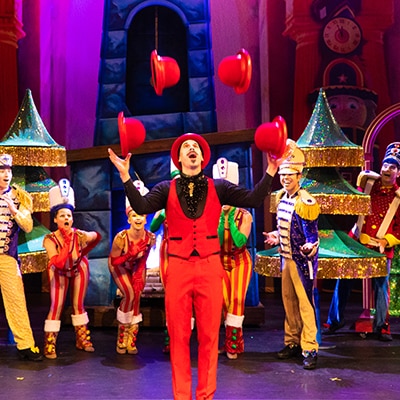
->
[0,154,43,361]
[264,142,320,370]
[324,142,400,341]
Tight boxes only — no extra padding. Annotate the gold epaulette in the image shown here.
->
[115,230,127,249]
[294,189,320,221]
[276,189,286,202]
[44,232,55,242]
[12,184,33,213]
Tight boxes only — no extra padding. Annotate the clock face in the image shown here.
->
[323,17,362,54]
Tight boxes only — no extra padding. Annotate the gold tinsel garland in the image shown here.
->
[30,191,52,213]
[0,146,66,167]
[302,146,364,168]
[254,253,388,279]
[19,251,48,274]
[270,192,371,215]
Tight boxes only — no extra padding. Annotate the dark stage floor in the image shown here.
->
[0,288,399,400]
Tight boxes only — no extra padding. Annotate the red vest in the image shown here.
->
[166,178,221,258]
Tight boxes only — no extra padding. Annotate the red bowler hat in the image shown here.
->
[217,48,252,94]
[254,116,288,159]
[151,49,181,96]
[171,133,211,171]
[118,111,146,157]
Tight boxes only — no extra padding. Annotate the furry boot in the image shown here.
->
[224,314,245,360]
[44,319,61,359]
[126,324,139,354]
[116,309,135,354]
[71,312,94,352]
[116,323,131,354]
[126,314,142,355]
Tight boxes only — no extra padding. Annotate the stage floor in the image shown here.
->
[0,289,399,400]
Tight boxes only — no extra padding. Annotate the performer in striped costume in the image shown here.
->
[43,179,101,359]
[0,154,42,361]
[264,142,320,370]
[109,180,155,355]
[213,158,253,360]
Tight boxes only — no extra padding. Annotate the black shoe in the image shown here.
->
[322,320,345,335]
[303,350,318,370]
[376,323,393,342]
[18,346,43,362]
[277,344,301,359]
[377,333,393,342]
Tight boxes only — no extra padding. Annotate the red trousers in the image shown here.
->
[165,254,223,400]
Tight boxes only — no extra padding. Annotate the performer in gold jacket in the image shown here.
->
[0,154,42,361]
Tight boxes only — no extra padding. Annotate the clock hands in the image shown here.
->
[335,24,349,43]
[323,17,362,54]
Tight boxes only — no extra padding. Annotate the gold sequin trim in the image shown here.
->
[270,193,371,215]
[254,253,387,279]
[30,192,51,213]
[0,146,66,167]
[20,251,48,274]
[301,146,364,168]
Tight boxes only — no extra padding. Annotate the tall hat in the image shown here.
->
[278,140,305,175]
[171,133,211,171]
[212,157,239,185]
[125,180,149,216]
[49,179,75,213]
[0,154,12,169]
[382,142,400,168]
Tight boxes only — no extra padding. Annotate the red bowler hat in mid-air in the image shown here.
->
[217,48,252,94]
[118,111,146,157]
[150,49,181,96]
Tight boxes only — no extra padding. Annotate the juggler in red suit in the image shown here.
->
[108,133,281,400]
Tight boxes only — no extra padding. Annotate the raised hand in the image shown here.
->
[1,192,17,215]
[108,148,131,182]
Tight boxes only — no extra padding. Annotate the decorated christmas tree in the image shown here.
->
[0,89,67,273]
[255,89,386,290]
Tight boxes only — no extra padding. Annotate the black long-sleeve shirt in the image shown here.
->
[123,172,274,219]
